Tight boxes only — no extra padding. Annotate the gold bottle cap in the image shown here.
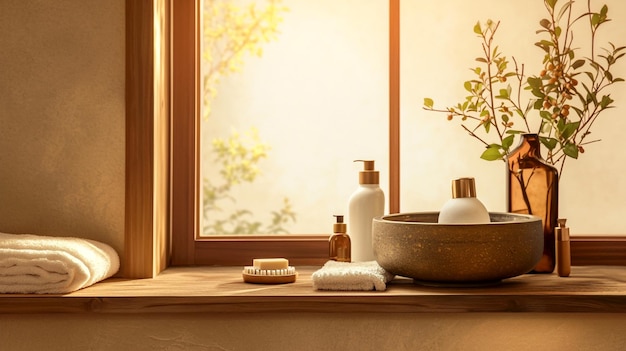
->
[451,177,477,198]
[556,218,570,241]
[355,160,380,185]
[333,215,347,233]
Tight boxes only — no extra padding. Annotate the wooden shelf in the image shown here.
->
[2,266,626,314]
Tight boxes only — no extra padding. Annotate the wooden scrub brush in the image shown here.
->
[242,258,298,284]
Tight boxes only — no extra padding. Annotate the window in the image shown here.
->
[170,0,626,267]
[171,0,399,265]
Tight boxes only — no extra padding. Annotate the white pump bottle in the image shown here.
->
[348,160,385,262]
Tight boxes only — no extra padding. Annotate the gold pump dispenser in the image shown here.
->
[333,215,347,234]
[329,215,351,262]
[355,160,380,185]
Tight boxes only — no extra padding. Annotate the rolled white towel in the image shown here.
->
[0,232,120,294]
[311,260,395,291]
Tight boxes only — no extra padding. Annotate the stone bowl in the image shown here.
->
[372,212,543,285]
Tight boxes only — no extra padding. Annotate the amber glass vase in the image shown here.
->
[507,134,559,273]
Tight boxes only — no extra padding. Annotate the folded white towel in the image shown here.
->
[311,260,395,291]
[0,233,120,294]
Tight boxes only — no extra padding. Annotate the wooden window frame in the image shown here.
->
[124,0,170,278]
[124,0,626,276]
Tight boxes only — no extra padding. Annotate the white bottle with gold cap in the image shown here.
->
[438,177,490,224]
[348,160,385,262]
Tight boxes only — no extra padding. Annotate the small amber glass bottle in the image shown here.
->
[329,215,351,262]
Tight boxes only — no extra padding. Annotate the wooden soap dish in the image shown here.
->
[242,272,298,284]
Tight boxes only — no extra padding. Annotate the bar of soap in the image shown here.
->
[253,258,289,270]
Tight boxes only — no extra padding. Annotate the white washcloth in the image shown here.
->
[311,260,395,291]
[0,233,120,294]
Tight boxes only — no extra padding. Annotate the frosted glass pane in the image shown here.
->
[200,0,389,235]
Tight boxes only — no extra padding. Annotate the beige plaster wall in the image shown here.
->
[2,313,626,350]
[0,0,125,254]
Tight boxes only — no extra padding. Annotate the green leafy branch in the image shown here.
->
[203,128,296,235]
[202,0,288,119]
[423,0,625,178]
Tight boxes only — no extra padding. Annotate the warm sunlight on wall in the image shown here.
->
[0,1,125,251]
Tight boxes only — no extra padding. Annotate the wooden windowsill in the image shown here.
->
[1,266,626,314]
